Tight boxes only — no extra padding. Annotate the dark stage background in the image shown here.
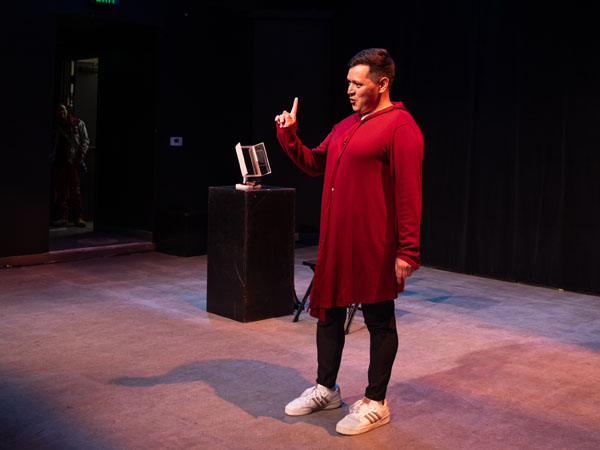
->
[1,1,599,296]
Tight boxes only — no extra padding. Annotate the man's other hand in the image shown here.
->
[395,257,415,283]
[275,97,298,128]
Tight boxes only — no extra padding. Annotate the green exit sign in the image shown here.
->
[91,0,120,5]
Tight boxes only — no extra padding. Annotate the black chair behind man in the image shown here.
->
[294,259,360,334]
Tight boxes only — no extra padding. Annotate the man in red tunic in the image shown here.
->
[275,48,423,435]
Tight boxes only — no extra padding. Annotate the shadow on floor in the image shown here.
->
[109,359,348,436]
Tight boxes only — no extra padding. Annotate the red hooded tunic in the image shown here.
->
[276,102,423,320]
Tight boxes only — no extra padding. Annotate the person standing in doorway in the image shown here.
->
[51,103,89,227]
[274,48,423,435]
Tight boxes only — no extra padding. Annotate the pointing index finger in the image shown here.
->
[291,97,298,117]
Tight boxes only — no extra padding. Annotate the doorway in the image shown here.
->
[50,56,98,248]
[51,14,156,253]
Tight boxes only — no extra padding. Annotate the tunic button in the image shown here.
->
[331,187,334,192]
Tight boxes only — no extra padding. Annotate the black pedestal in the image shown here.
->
[207,186,295,322]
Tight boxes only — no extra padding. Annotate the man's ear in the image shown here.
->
[378,77,390,93]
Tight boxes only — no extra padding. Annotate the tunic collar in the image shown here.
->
[355,101,405,122]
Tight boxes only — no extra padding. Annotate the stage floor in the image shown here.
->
[1,247,599,449]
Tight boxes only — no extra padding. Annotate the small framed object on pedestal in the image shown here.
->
[235,142,271,190]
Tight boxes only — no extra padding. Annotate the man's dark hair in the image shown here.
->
[348,48,395,87]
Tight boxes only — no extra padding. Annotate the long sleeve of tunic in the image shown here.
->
[276,102,423,320]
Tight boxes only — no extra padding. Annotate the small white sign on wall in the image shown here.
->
[170,137,183,147]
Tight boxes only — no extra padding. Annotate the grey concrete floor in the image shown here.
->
[1,247,600,449]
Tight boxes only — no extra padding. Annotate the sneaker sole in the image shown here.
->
[335,415,390,435]
[285,399,342,416]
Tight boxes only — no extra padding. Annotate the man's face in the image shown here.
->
[57,105,68,122]
[347,64,381,115]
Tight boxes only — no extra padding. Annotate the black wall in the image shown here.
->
[2,1,599,297]
[251,11,334,234]
[1,3,55,256]
[394,2,600,295]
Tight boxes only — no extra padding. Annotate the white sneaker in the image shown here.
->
[284,384,342,416]
[335,398,390,435]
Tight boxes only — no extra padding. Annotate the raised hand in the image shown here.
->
[275,97,298,128]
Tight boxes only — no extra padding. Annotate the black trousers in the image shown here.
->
[315,299,398,401]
